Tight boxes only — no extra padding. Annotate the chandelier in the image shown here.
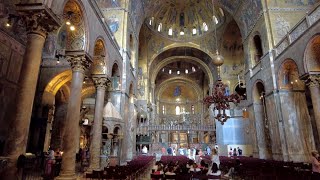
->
[203,1,241,125]
[203,80,241,124]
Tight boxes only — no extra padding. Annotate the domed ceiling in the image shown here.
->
[144,0,225,41]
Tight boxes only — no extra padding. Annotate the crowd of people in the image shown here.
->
[151,159,221,180]
[228,147,242,157]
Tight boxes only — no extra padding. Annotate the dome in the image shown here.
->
[144,0,225,41]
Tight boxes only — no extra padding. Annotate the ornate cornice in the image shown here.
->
[305,75,320,88]
[93,76,108,90]
[67,55,91,73]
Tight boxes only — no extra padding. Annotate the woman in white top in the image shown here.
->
[211,149,220,168]
[207,163,221,180]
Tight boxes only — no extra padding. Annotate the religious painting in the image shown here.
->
[137,67,145,97]
[239,0,263,37]
[43,34,57,58]
[174,86,181,97]
[107,15,119,33]
[7,51,23,83]
[0,41,10,77]
[218,0,241,14]
[278,59,303,90]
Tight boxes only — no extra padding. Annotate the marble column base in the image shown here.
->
[1,158,22,180]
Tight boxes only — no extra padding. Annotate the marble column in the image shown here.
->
[57,53,91,180]
[2,10,59,179]
[306,75,320,141]
[43,106,55,151]
[88,76,107,171]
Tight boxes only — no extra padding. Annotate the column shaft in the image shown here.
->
[88,77,107,171]
[310,86,320,138]
[57,55,90,180]
[306,75,320,143]
[3,32,46,179]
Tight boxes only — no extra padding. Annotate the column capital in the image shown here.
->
[93,76,108,90]
[305,75,320,88]
[67,55,91,73]
[16,7,61,37]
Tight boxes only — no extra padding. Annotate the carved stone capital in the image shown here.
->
[93,76,108,90]
[18,9,61,37]
[305,75,320,88]
[67,55,91,73]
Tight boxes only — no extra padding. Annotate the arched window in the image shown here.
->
[203,22,208,32]
[253,35,263,62]
[175,106,180,115]
[149,17,154,25]
[158,23,162,32]
[168,27,173,36]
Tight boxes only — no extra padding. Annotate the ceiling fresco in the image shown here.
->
[159,81,198,102]
[142,0,225,41]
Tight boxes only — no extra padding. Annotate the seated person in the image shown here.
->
[207,163,221,176]
[152,161,160,173]
[224,159,241,177]
[201,163,209,174]
[198,160,206,169]
[165,166,176,175]
[186,159,194,168]
[154,166,164,175]
[189,163,201,173]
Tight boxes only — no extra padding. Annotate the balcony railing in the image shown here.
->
[137,124,215,132]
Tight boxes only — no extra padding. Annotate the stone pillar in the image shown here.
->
[2,10,59,179]
[43,106,55,151]
[306,75,320,141]
[57,52,91,180]
[88,76,107,171]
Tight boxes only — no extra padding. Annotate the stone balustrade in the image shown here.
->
[138,124,215,132]
[274,3,320,57]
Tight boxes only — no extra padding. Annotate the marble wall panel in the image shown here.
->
[279,91,315,162]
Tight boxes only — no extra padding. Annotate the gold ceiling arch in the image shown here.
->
[148,43,215,65]
[150,56,214,86]
[156,77,203,102]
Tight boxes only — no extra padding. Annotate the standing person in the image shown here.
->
[167,146,173,156]
[211,149,220,168]
[233,148,237,157]
[206,146,211,155]
[44,149,55,177]
[228,148,233,157]
[161,147,166,155]
[237,147,242,156]
[311,150,320,180]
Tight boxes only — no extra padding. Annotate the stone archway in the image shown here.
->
[304,34,320,73]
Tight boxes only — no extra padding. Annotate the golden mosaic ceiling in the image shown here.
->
[144,0,225,41]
